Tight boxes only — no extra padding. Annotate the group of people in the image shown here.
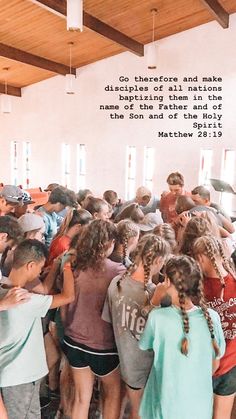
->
[0,172,235,419]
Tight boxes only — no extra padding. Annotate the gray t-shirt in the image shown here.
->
[102,274,155,388]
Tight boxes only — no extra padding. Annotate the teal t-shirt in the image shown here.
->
[139,306,225,419]
[0,287,52,387]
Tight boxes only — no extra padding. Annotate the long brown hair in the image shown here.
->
[165,255,220,357]
[54,208,92,239]
[74,219,117,271]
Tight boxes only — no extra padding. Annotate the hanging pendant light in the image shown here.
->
[67,0,83,32]
[65,42,76,94]
[147,8,158,70]
[1,67,12,114]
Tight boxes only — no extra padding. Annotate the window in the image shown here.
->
[221,149,235,214]
[126,146,136,200]
[143,147,155,192]
[77,144,86,189]
[23,141,31,188]
[198,149,213,187]
[62,143,71,188]
[11,141,19,186]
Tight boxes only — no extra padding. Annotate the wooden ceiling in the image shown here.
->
[0,0,235,96]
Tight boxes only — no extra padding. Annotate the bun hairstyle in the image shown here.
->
[74,219,117,271]
[117,234,170,311]
[165,255,220,357]
[193,235,236,300]
[116,219,139,264]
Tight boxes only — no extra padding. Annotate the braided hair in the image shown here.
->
[165,255,220,356]
[116,219,139,265]
[180,217,213,257]
[193,235,236,300]
[153,223,177,253]
[196,278,220,357]
[117,234,170,307]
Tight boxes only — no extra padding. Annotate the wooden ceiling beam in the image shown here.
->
[0,83,21,97]
[200,0,229,28]
[30,0,144,56]
[0,43,76,76]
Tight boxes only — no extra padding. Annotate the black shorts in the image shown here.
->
[213,365,236,396]
[62,335,119,377]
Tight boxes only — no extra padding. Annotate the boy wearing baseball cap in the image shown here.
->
[0,185,23,216]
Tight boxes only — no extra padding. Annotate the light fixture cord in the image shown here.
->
[152,11,155,43]
[69,44,72,75]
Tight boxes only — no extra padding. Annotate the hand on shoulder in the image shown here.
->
[0,287,30,311]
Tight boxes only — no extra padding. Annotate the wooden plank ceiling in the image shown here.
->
[0,0,235,96]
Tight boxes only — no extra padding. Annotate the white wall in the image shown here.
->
[0,14,236,207]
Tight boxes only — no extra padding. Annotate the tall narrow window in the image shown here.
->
[198,149,213,186]
[23,141,31,188]
[11,141,19,186]
[143,147,155,192]
[221,149,235,213]
[77,144,86,189]
[126,146,136,200]
[62,143,71,188]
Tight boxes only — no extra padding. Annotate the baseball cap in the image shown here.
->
[22,191,35,205]
[138,212,163,232]
[18,213,45,233]
[44,183,60,192]
[0,185,23,204]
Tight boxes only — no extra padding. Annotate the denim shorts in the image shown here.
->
[213,365,236,396]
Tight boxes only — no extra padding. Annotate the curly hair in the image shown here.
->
[165,255,220,357]
[74,220,117,271]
